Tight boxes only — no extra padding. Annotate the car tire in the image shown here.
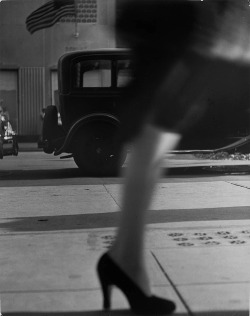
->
[12,135,19,156]
[0,138,3,159]
[73,121,126,176]
[42,106,58,154]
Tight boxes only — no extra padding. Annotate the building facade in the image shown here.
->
[0,0,116,138]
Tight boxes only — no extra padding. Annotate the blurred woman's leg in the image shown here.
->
[109,124,181,295]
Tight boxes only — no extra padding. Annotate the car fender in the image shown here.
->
[54,113,120,156]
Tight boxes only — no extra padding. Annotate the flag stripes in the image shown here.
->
[26,0,76,34]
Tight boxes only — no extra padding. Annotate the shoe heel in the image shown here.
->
[98,269,112,310]
[102,282,112,310]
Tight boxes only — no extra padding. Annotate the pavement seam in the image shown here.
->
[226,181,250,190]
[150,250,194,316]
[0,288,100,294]
[103,184,121,208]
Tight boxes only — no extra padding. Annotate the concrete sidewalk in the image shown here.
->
[1,177,250,315]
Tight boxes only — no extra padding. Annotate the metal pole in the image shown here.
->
[74,0,79,38]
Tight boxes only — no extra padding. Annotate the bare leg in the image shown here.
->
[109,124,181,295]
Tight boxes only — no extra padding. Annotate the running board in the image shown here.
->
[171,135,250,154]
[60,154,73,159]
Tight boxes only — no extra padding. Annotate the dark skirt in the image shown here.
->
[116,0,250,144]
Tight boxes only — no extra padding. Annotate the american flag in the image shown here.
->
[26,0,76,34]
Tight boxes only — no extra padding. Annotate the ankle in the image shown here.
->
[107,251,151,296]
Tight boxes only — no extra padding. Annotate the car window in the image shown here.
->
[74,60,111,88]
[117,60,133,87]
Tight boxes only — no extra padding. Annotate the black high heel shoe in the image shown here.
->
[97,253,176,315]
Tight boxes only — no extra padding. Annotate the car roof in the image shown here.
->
[59,48,131,63]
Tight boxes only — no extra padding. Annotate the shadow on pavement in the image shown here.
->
[0,168,83,180]
[4,311,133,316]
[1,207,250,232]
[3,311,249,316]
[1,166,249,181]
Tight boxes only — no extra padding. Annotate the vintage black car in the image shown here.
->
[0,115,18,159]
[42,49,132,175]
[42,49,250,175]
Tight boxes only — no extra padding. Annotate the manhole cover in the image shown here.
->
[204,241,221,245]
[216,231,231,235]
[173,237,188,241]
[169,233,183,237]
[177,242,194,247]
[230,240,246,245]
[197,236,213,240]
[194,233,207,236]
[223,235,238,239]
[241,230,250,234]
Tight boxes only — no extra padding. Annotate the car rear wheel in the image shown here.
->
[73,121,126,176]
